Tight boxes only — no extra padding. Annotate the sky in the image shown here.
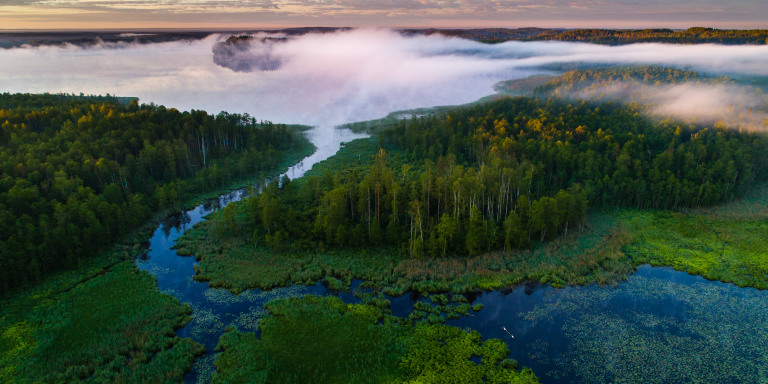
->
[0,0,766,30]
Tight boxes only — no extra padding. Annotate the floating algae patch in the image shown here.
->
[233,306,265,332]
[191,354,218,384]
[188,307,227,341]
[201,284,314,305]
[520,266,768,383]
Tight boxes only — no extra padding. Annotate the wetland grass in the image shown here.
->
[0,257,204,383]
[211,296,538,384]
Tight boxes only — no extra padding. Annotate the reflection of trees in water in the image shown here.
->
[202,198,222,213]
[136,249,150,262]
[161,211,192,237]
[203,189,249,213]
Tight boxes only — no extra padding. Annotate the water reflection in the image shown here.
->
[135,125,367,383]
[136,124,768,384]
[160,212,192,238]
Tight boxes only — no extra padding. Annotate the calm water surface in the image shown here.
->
[136,125,367,383]
[138,125,768,384]
[8,35,768,383]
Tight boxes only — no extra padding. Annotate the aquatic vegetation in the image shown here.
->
[520,270,768,383]
[233,307,265,333]
[211,296,539,384]
[0,260,204,383]
[191,354,218,384]
[180,283,322,383]
[623,183,768,289]
[177,169,636,295]
[324,275,350,291]
[407,296,480,323]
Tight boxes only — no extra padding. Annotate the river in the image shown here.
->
[136,125,368,382]
[137,124,768,384]
[5,32,766,383]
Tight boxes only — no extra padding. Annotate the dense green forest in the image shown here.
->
[535,65,726,94]
[531,65,768,132]
[215,95,767,262]
[212,295,538,383]
[430,27,768,45]
[382,96,768,208]
[0,93,309,295]
[531,27,768,45]
[175,138,633,294]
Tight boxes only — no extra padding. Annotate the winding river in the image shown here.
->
[136,123,768,384]
[3,32,768,384]
[135,126,368,382]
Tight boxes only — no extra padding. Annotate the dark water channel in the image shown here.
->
[138,127,768,384]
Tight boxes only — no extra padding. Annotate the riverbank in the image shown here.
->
[0,128,315,383]
[0,227,204,383]
[177,135,768,295]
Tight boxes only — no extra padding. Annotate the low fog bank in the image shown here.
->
[0,30,532,128]
[557,81,768,130]
[1,28,768,131]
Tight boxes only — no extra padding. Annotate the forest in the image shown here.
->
[218,94,767,261]
[534,65,726,94]
[0,93,308,295]
[430,27,768,45]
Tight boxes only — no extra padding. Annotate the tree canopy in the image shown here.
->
[213,93,767,260]
[0,93,304,295]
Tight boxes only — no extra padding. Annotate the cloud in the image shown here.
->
[0,5,101,15]
[0,28,767,132]
[2,0,766,29]
[28,0,281,11]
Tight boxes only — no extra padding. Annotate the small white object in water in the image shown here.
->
[503,326,514,338]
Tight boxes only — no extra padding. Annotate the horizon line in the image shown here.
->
[2,25,765,33]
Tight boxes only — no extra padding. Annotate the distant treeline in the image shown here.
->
[534,65,733,99]
[531,65,768,132]
[0,93,302,294]
[217,95,768,259]
[538,65,722,91]
[424,27,768,45]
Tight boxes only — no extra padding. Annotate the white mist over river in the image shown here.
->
[5,29,768,384]
[2,29,768,129]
